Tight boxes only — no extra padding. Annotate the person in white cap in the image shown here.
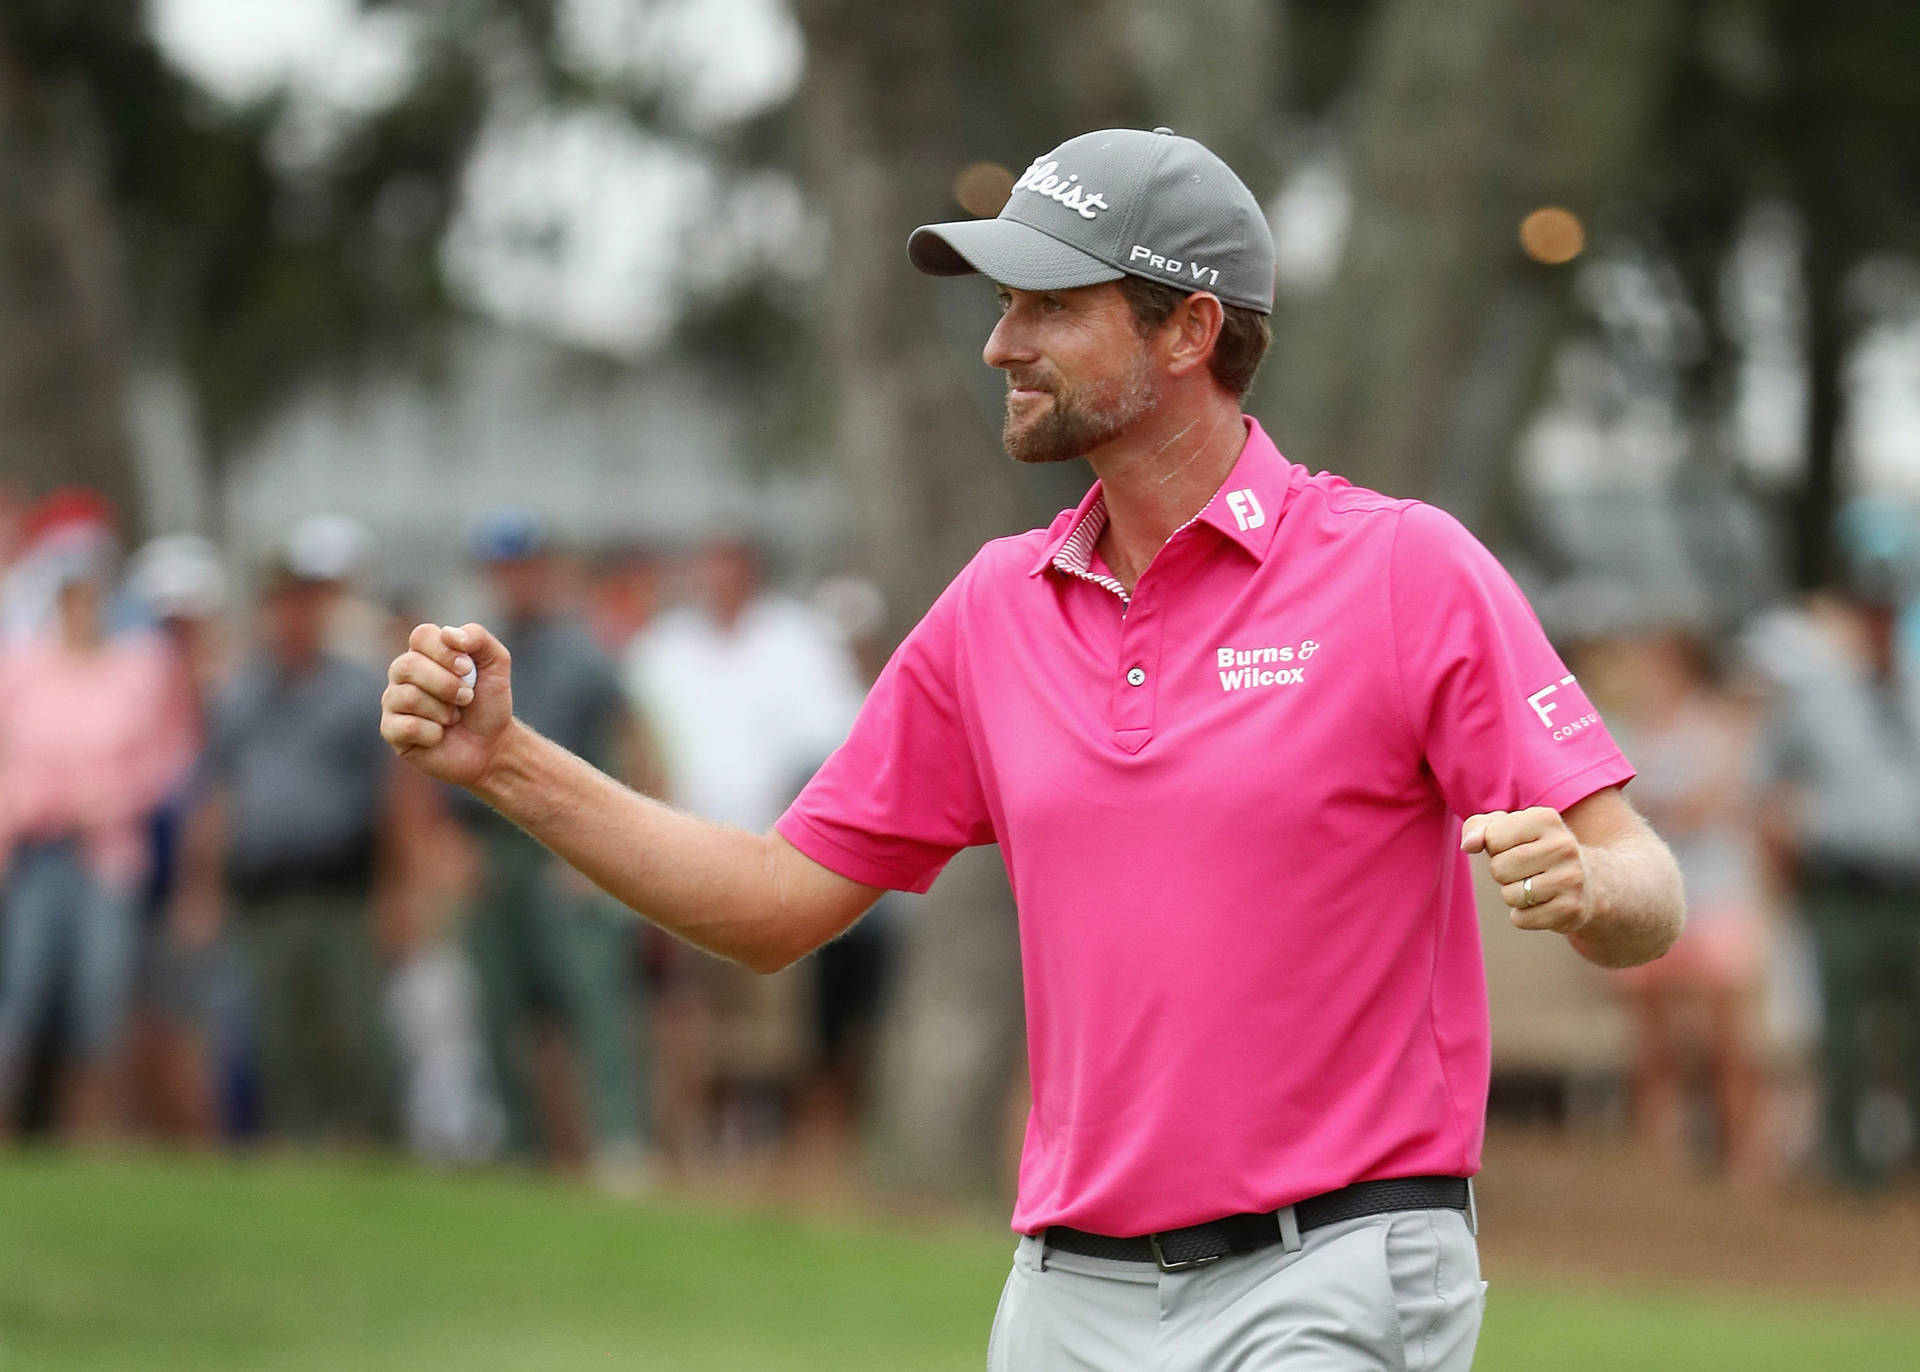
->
[380,128,1685,1368]
[182,528,426,1144]
[123,533,232,1141]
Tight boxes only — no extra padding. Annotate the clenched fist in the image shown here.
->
[380,622,516,788]
[1459,805,1591,937]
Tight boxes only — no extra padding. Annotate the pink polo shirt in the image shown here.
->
[0,630,198,887]
[778,418,1633,1237]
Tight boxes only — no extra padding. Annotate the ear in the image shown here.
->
[1161,292,1225,381]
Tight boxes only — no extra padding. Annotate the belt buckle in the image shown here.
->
[1147,1231,1222,1272]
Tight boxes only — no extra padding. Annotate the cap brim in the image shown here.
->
[908,217,1124,291]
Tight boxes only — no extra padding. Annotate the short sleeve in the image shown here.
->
[1389,503,1634,817]
[776,568,995,893]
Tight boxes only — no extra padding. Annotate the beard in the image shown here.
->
[1001,352,1158,464]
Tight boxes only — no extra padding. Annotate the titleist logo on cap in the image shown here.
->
[1012,158,1112,220]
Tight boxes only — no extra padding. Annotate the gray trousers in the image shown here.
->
[989,1208,1484,1371]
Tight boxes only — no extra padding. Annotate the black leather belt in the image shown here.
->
[1043,1175,1472,1272]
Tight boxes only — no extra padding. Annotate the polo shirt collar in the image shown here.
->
[1028,416,1300,579]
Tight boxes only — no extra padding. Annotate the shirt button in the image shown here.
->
[1126,667,1146,687]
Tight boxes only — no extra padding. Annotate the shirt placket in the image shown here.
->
[1048,494,1199,753]
[1110,584,1161,753]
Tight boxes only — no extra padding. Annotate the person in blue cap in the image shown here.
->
[454,510,652,1185]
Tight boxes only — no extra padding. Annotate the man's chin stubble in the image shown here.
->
[1002,387,1154,464]
[1002,410,1085,465]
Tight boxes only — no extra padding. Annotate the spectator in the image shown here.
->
[177,530,426,1145]
[384,801,498,1163]
[625,535,867,1160]
[1754,544,1920,1188]
[454,510,650,1185]
[584,540,665,661]
[1595,626,1769,1175]
[0,517,196,1138]
[128,534,231,699]
[287,514,388,671]
[124,534,232,1142]
[2,487,122,644]
[376,593,500,1165]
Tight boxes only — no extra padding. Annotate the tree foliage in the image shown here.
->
[1,0,813,507]
[5,1,488,466]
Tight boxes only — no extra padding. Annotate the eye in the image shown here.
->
[1040,294,1065,312]
[995,291,1012,314]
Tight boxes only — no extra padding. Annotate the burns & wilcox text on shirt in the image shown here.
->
[1217,641,1320,691]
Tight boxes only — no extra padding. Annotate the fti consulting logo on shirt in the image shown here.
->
[1527,673,1600,741]
[1216,640,1319,691]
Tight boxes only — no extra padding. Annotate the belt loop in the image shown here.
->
[1277,1204,1303,1254]
[1464,1179,1479,1238]
[1033,1230,1049,1273]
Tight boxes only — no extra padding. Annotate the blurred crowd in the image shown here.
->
[4,482,1920,1197]
[0,484,893,1189]
[1552,507,1920,1191]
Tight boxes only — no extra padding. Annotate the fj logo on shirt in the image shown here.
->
[1224,488,1265,531]
[1216,640,1318,690]
[1528,673,1601,740]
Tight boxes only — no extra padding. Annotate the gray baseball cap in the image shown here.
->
[909,127,1275,314]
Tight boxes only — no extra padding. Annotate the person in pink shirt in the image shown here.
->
[0,532,197,1139]
[379,128,1685,1369]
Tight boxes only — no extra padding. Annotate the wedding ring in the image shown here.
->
[1522,875,1537,907]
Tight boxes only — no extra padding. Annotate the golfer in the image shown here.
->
[382,127,1684,1369]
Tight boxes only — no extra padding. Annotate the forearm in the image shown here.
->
[1568,821,1686,969]
[472,720,874,971]
[1470,789,1687,969]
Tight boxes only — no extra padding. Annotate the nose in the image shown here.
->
[983,305,1035,372]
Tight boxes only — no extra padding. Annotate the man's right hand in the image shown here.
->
[381,622,516,788]
[384,620,881,974]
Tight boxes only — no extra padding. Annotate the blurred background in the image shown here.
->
[4,1,1920,1367]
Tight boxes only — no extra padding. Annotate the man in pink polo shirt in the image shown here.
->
[381,128,1684,1369]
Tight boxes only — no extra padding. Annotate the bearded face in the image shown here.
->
[1001,349,1158,464]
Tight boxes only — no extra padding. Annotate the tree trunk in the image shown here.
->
[0,29,138,525]
[1793,204,1847,592]
[1261,0,1681,548]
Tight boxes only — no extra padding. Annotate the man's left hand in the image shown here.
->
[1460,806,1590,936]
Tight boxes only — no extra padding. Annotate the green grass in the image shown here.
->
[0,1153,1009,1371]
[1474,1287,1920,1369]
[1,1153,1916,1370]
